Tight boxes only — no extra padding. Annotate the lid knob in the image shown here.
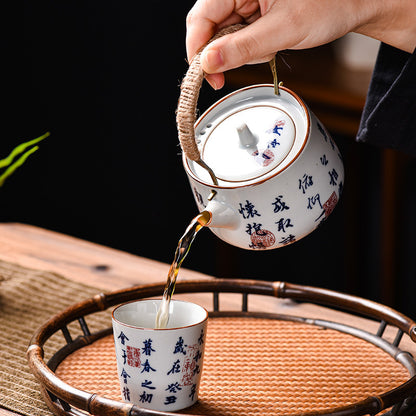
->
[237,123,258,149]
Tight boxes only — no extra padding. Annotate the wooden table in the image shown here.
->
[0,222,213,292]
[1,223,415,416]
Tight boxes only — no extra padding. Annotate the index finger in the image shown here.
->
[185,0,237,61]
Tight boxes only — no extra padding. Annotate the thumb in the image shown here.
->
[200,20,278,74]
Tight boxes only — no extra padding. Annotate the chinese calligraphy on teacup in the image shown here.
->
[112,299,208,411]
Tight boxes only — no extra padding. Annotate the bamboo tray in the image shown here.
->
[27,279,416,415]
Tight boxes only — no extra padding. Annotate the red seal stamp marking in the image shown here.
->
[250,229,276,249]
[126,345,141,368]
[323,191,338,218]
[181,344,200,386]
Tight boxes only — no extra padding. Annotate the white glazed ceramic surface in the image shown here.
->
[112,300,208,411]
[184,85,344,250]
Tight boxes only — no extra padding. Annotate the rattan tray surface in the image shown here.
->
[28,279,416,416]
[56,316,408,415]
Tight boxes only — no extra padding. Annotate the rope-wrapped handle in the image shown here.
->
[176,24,245,166]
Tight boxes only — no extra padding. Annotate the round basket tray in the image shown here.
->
[27,279,416,416]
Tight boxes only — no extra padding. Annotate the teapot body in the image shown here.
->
[183,85,344,250]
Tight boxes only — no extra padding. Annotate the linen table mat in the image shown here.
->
[0,260,109,416]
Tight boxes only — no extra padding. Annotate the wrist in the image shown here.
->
[354,0,416,53]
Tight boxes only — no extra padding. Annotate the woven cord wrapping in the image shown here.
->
[176,24,245,164]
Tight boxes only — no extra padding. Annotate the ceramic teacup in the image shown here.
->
[112,299,208,411]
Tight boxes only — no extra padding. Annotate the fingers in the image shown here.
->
[186,0,238,62]
[186,0,262,89]
[205,73,225,90]
[200,14,284,74]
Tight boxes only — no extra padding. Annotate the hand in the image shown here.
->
[186,0,416,89]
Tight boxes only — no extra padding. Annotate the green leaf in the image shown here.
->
[0,132,50,187]
[0,146,40,187]
[0,132,50,169]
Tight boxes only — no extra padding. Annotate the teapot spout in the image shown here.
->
[203,199,240,230]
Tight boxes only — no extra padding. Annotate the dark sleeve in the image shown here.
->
[356,43,416,156]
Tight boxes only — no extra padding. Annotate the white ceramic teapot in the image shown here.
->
[177,27,344,251]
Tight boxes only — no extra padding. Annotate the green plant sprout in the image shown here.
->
[0,132,50,187]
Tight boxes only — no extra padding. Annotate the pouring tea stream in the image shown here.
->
[156,24,344,328]
[155,211,210,329]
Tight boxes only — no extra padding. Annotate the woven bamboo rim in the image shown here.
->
[27,279,416,416]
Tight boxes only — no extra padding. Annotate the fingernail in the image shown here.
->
[206,74,219,90]
[203,49,224,73]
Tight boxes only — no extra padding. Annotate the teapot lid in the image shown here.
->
[188,85,308,187]
[201,105,295,182]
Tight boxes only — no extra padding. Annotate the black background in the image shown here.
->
[2,1,415,318]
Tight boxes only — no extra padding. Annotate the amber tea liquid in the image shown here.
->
[155,211,210,329]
